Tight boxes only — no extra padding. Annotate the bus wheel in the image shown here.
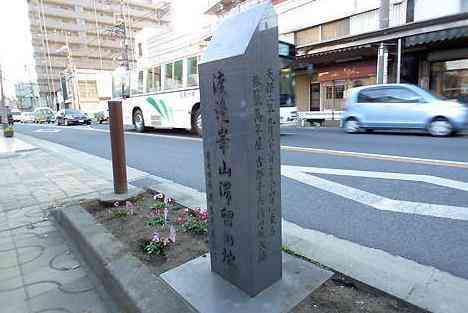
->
[191,108,202,137]
[133,109,145,133]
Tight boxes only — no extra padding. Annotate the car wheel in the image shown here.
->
[428,117,453,137]
[64,119,69,126]
[344,118,361,134]
[133,109,145,133]
[191,107,202,137]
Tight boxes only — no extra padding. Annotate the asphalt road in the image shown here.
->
[15,123,468,281]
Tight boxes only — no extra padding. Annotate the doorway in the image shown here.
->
[309,83,320,111]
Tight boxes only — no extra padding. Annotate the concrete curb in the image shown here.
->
[51,206,196,313]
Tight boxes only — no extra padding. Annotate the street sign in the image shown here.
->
[199,3,282,297]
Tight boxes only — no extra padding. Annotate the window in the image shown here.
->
[130,70,144,95]
[78,80,98,99]
[146,66,161,93]
[335,85,344,99]
[174,60,183,88]
[187,57,199,87]
[321,18,350,41]
[164,60,183,90]
[165,63,174,90]
[325,84,345,99]
[295,26,320,46]
[358,87,421,103]
[138,43,143,57]
[326,86,334,99]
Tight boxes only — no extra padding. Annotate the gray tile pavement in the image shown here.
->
[0,139,118,313]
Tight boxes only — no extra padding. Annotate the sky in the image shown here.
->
[0,0,211,98]
[0,0,35,97]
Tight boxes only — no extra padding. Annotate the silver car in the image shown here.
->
[341,84,468,137]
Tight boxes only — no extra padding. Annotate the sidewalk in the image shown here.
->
[0,137,118,313]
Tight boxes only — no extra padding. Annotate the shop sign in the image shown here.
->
[317,60,376,82]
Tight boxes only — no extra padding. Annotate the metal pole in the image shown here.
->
[108,100,128,194]
[0,65,6,126]
[396,38,402,84]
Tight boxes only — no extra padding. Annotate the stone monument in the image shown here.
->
[198,2,282,297]
[161,4,333,312]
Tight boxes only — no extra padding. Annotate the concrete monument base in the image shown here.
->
[161,253,333,313]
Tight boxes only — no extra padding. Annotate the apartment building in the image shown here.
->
[27,0,171,108]
[15,82,41,110]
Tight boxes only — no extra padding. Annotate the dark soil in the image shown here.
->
[81,191,429,313]
[292,274,430,313]
[81,191,208,276]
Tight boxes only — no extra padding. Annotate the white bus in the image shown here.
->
[113,39,296,136]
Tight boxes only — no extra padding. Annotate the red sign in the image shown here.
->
[317,60,377,82]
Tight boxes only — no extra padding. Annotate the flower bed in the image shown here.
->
[81,191,428,313]
[81,191,208,276]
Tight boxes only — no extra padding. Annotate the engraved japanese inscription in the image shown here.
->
[199,3,281,297]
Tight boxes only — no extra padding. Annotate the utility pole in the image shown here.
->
[120,0,130,72]
[0,64,7,126]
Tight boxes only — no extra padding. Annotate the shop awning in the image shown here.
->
[405,26,468,48]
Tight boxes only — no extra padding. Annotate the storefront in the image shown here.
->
[431,59,468,103]
[317,60,377,111]
[294,58,377,113]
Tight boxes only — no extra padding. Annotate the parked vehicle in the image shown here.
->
[95,109,109,124]
[10,111,22,123]
[56,109,92,126]
[34,107,56,124]
[19,112,35,123]
[341,84,468,137]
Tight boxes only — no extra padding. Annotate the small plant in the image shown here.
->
[177,208,208,235]
[141,232,174,256]
[147,215,165,227]
[3,126,14,138]
[112,207,129,219]
[146,207,168,227]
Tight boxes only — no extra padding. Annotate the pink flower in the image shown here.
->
[126,201,136,215]
[164,197,174,205]
[152,232,160,242]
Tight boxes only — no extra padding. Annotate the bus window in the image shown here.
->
[164,61,183,90]
[174,60,183,89]
[147,66,161,93]
[187,56,199,87]
[165,63,174,90]
[131,70,144,95]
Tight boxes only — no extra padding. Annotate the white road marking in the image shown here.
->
[282,165,468,221]
[33,129,61,133]
[282,145,468,169]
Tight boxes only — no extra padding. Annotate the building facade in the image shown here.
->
[15,82,41,111]
[276,0,468,123]
[27,0,171,108]
[204,0,468,124]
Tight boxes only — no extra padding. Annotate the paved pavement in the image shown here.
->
[0,137,118,313]
[10,123,468,312]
